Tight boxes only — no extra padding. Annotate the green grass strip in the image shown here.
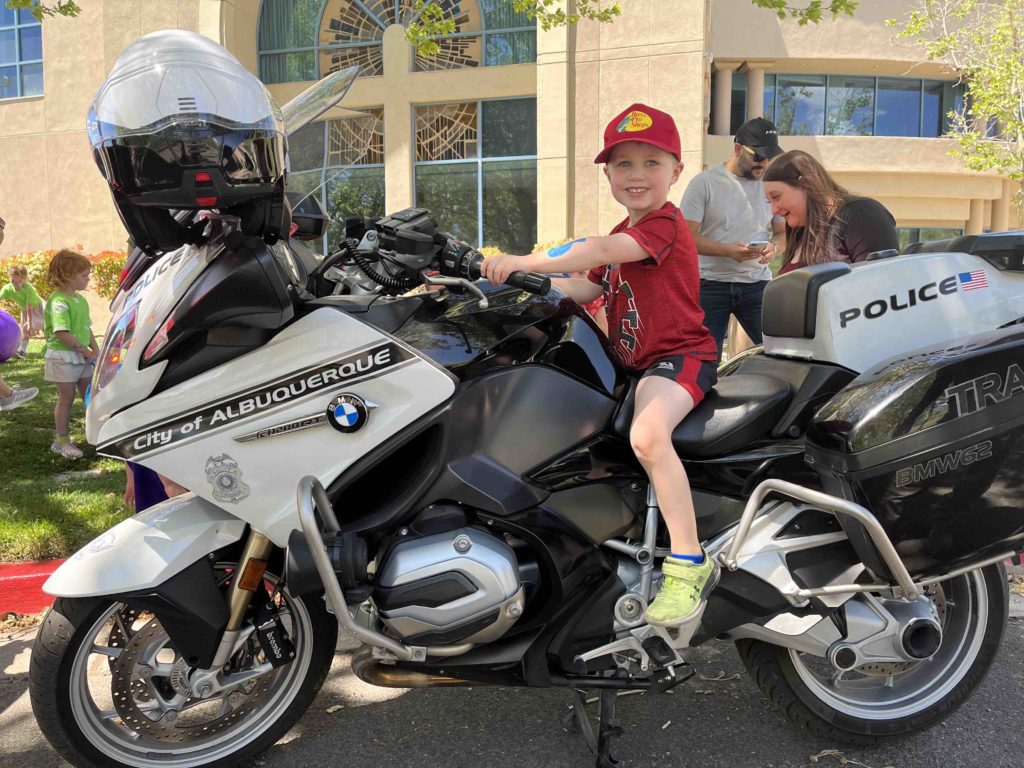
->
[0,340,130,562]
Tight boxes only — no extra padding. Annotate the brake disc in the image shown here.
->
[104,605,143,672]
[111,618,275,743]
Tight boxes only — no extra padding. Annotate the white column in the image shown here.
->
[382,24,413,213]
[712,64,739,136]
[746,66,766,120]
[992,180,1011,232]
[536,3,572,244]
[966,198,985,235]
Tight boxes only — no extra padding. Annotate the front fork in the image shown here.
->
[209,530,276,670]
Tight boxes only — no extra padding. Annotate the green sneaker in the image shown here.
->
[645,555,720,627]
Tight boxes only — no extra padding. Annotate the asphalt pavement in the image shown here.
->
[1,616,1022,768]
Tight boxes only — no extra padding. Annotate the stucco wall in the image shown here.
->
[711,0,952,78]
[0,1,211,257]
[543,0,710,241]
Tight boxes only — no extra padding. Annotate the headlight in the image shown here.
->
[93,302,139,393]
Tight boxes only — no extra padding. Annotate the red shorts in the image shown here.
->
[641,354,717,407]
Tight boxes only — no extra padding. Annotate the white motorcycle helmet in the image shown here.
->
[88,30,289,253]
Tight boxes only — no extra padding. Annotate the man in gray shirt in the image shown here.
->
[681,118,785,362]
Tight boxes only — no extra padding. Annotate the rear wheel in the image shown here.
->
[30,565,336,767]
[737,564,1008,744]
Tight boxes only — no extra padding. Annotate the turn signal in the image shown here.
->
[237,559,269,592]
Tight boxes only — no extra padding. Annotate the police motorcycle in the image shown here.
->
[30,29,1024,768]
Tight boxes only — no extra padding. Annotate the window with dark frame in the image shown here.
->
[0,6,42,100]
[714,73,965,138]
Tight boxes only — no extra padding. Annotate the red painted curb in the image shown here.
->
[0,559,65,615]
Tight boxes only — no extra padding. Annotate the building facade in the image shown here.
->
[0,0,1016,258]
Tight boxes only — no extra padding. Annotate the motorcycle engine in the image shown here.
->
[372,526,525,645]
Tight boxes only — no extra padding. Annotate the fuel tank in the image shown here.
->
[395,283,618,394]
[805,327,1024,576]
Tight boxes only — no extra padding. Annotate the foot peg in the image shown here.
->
[641,636,676,667]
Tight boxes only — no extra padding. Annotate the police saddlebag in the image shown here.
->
[804,327,1024,579]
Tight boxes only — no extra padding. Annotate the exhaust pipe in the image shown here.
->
[902,618,942,659]
[351,648,474,688]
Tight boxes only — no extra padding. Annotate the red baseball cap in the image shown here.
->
[594,103,681,164]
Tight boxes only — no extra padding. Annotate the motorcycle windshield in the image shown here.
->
[280,67,361,137]
[282,67,375,217]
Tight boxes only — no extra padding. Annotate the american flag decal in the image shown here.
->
[958,270,989,291]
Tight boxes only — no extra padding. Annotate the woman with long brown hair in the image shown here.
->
[762,150,898,274]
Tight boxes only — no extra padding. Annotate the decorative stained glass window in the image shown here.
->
[259,0,536,84]
[414,98,537,252]
[415,102,479,161]
[0,7,42,100]
[288,108,386,252]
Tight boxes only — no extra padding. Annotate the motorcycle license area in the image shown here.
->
[1,26,1022,768]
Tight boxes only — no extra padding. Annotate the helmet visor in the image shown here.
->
[97,125,286,194]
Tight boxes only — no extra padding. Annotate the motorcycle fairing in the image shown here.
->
[95,307,457,546]
[44,493,245,597]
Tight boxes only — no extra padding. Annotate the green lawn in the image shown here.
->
[0,340,130,562]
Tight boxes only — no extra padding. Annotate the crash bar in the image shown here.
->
[718,478,922,601]
[297,476,422,661]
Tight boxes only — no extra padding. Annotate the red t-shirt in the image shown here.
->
[588,202,717,372]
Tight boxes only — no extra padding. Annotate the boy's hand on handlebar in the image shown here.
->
[480,253,531,285]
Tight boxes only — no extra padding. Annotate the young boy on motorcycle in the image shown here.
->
[482,104,719,626]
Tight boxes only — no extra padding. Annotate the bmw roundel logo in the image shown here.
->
[326,394,370,433]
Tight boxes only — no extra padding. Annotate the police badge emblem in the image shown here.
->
[205,454,250,503]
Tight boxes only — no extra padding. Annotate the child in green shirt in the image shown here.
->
[44,250,98,459]
[0,264,43,357]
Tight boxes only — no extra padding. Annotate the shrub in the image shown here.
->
[0,247,127,316]
[88,250,127,300]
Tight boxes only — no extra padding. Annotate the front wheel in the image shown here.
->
[737,564,1008,745]
[30,566,337,768]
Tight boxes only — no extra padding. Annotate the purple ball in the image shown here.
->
[0,310,22,362]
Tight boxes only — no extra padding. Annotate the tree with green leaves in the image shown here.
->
[5,0,79,21]
[15,0,859,53]
[890,0,1024,215]
[406,0,858,54]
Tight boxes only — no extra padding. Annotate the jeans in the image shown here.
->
[699,279,768,363]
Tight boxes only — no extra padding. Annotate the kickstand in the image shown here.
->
[565,688,624,768]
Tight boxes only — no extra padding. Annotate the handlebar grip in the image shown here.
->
[506,271,551,295]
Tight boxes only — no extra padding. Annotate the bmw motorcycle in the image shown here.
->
[30,65,1024,768]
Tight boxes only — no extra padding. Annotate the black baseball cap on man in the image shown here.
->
[734,118,783,160]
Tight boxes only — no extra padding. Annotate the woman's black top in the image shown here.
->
[831,197,899,263]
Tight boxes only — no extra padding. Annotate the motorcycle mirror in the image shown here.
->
[280,66,363,137]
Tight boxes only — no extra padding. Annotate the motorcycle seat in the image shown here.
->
[612,374,792,458]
